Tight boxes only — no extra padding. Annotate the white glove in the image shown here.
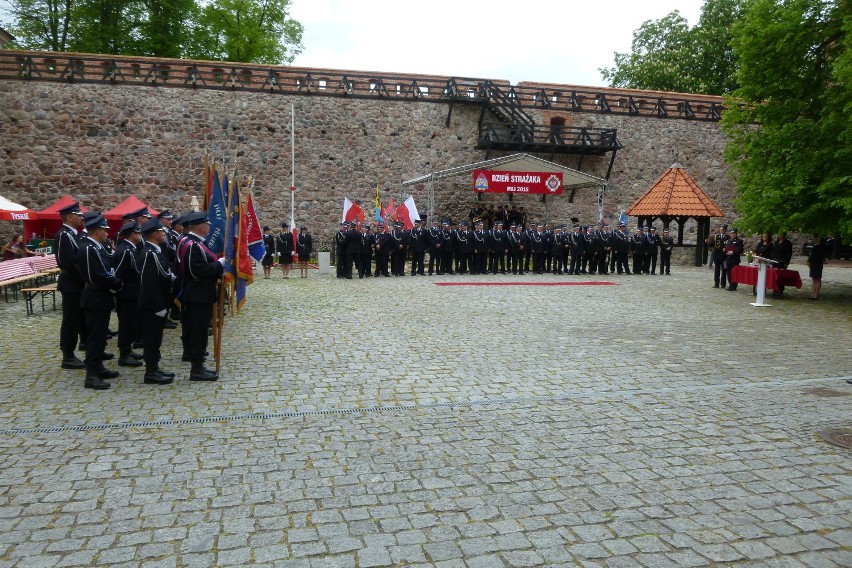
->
[218,257,227,266]
[155,309,167,318]
[170,273,176,281]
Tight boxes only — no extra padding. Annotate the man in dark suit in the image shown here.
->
[138,219,176,385]
[335,222,347,278]
[77,214,124,390]
[427,219,444,275]
[725,228,745,291]
[373,224,391,277]
[55,201,87,370]
[178,211,225,381]
[409,219,427,275]
[113,221,144,368]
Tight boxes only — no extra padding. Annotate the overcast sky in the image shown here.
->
[289,0,706,87]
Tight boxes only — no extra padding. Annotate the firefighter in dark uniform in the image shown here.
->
[489,220,508,274]
[597,223,612,275]
[409,219,427,275]
[613,222,631,274]
[373,224,391,277]
[660,228,674,275]
[55,202,87,369]
[335,221,347,278]
[113,221,144,368]
[344,221,361,279]
[77,214,124,390]
[470,221,488,274]
[631,227,647,275]
[390,222,409,276]
[543,224,554,273]
[645,226,661,274]
[550,225,566,274]
[508,223,528,274]
[138,218,176,385]
[582,226,597,275]
[157,210,180,326]
[454,221,472,274]
[725,228,745,291]
[530,224,547,274]
[178,211,225,381]
[568,225,583,275]
[440,220,455,275]
[706,224,729,288]
[427,219,445,275]
[524,222,536,272]
[358,224,374,278]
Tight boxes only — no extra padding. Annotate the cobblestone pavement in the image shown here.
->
[0,259,850,567]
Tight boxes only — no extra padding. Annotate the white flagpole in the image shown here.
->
[290,102,296,230]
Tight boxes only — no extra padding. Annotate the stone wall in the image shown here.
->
[0,76,737,258]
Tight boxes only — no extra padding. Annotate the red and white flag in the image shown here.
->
[394,195,420,230]
[342,197,366,227]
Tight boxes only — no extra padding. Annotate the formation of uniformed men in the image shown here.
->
[55,201,224,390]
[332,218,678,278]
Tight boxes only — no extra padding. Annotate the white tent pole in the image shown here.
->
[291,102,295,229]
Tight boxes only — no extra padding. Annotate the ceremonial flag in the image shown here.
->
[374,183,382,222]
[342,197,366,226]
[384,198,396,223]
[244,190,266,262]
[618,210,628,226]
[222,173,238,287]
[235,181,253,312]
[206,169,227,255]
[395,195,420,230]
[203,154,214,206]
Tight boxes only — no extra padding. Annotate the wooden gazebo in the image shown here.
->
[626,163,724,266]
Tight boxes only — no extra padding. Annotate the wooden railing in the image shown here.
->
[0,50,725,121]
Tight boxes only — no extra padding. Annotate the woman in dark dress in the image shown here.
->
[261,226,276,279]
[276,223,294,279]
[751,233,774,295]
[296,226,312,278]
[807,236,825,300]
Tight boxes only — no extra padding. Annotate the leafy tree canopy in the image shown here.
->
[1,0,303,64]
[600,0,743,95]
[722,0,851,239]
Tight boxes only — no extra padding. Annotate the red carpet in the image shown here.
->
[434,281,618,287]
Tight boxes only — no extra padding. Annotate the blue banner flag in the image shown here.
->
[206,170,226,255]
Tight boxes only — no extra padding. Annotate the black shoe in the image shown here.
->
[97,368,120,380]
[118,355,143,367]
[157,368,176,379]
[144,370,174,385]
[713,285,719,288]
[163,320,177,329]
[61,356,86,370]
[130,352,144,360]
[182,351,209,362]
[727,287,737,291]
[190,365,219,381]
[85,377,111,390]
[100,352,114,361]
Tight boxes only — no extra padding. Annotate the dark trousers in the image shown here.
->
[471,252,486,274]
[456,253,470,274]
[428,250,440,274]
[336,251,346,277]
[544,252,552,272]
[510,251,524,274]
[345,250,359,278]
[714,257,727,287]
[83,308,111,370]
[660,251,671,274]
[441,250,454,274]
[374,253,390,276]
[615,252,630,274]
[391,250,406,275]
[569,254,583,274]
[60,291,86,356]
[142,309,166,368]
[724,262,738,289]
[632,254,645,275]
[644,253,658,274]
[359,253,372,277]
[490,252,506,273]
[584,253,597,274]
[410,251,425,275]
[116,299,140,353]
[183,302,212,364]
[597,252,609,275]
[524,250,532,272]
[533,252,545,274]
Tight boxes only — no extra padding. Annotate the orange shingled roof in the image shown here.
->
[626,163,724,218]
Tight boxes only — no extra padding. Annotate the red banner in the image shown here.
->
[473,170,563,195]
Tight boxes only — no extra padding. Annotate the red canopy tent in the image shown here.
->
[24,195,90,240]
[103,195,159,236]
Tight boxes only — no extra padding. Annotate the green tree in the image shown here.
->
[2,0,75,51]
[722,0,851,239]
[3,0,303,64]
[188,0,303,64]
[600,0,743,95]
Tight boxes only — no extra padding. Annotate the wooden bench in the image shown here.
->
[1,256,59,302]
[21,282,58,315]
